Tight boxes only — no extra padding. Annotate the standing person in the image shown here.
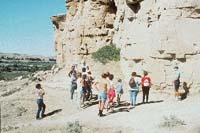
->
[81,74,87,107]
[107,74,116,111]
[35,84,46,120]
[94,73,109,117]
[116,79,123,106]
[128,72,141,107]
[76,73,82,109]
[70,72,77,100]
[85,75,92,101]
[173,66,181,98]
[68,65,76,77]
[87,71,94,100]
[141,71,151,103]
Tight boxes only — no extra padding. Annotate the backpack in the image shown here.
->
[143,78,150,87]
[129,78,136,88]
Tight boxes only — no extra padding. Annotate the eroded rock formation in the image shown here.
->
[51,0,200,88]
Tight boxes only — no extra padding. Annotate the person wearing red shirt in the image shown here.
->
[141,71,151,103]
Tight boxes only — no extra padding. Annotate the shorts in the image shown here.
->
[108,88,116,99]
[174,80,180,91]
[117,88,123,94]
[98,91,107,101]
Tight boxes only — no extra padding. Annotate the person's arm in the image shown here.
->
[149,77,152,88]
[93,81,99,91]
[68,70,72,77]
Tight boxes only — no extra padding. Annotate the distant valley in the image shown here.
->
[0,53,56,81]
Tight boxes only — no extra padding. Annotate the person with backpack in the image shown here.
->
[129,72,141,107]
[141,71,151,103]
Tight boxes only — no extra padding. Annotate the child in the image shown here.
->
[35,84,46,120]
[107,74,116,111]
[116,79,123,105]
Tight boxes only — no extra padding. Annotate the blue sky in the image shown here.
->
[0,0,66,56]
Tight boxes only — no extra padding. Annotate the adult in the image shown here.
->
[76,73,82,109]
[141,71,151,103]
[70,72,77,100]
[68,65,77,77]
[95,73,109,117]
[35,84,46,120]
[128,72,141,107]
[81,74,87,106]
[173,66,180,98]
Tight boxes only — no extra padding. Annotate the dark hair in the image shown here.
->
[109,74,114,80]
[36,84,41,89]
[101,73,107,78]
[174,66,179,69]
[118,79,122,82]
[131,72,137,76]
[82,67,86,72]
[106,72,110,77]
[143,71,148,76]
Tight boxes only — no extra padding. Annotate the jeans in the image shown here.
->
[129,90,138,106]
[70,83,77,100]
[36,99,46,119]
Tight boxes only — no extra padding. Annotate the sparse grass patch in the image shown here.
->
[92,44,120,64]
[159,115,186,128]
[62,121,82,133]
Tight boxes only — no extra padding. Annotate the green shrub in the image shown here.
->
[159,115,185,128]
[92,44,120,64]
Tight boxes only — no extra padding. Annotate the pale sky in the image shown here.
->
[0,0,66,56]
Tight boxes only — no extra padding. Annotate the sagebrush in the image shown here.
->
[159,115,185,128]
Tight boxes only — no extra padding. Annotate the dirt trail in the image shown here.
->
[1,69,200,133]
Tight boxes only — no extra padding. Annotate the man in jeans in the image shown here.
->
[129,72,141,107]
[35,84,46,120]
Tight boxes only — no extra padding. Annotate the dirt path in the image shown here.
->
[1,69,200,133]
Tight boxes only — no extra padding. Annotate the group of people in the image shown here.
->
[67,61,153,117]
[34,63,191,119]
[68,61,95,108]
[93,71,152,117]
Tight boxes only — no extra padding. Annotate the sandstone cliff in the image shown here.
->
[51,0,200,88]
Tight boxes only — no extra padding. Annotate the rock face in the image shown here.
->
[51,0,200,88]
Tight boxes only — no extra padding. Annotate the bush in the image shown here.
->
[62,121,82,133]
[92,44,120,64]
[159,115,185,128]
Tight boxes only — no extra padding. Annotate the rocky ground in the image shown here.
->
[1,68,200,133]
